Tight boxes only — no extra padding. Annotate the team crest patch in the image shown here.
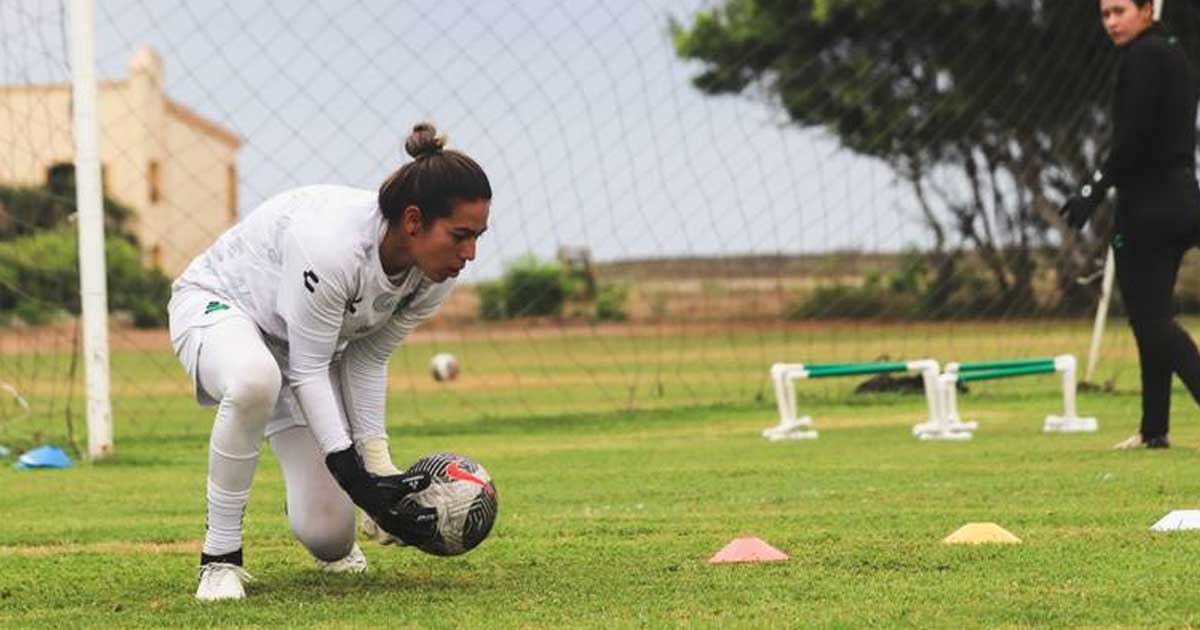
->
[204,301,230,315]
[373,293,396,313]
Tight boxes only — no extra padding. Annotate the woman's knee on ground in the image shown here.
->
[289,500,355,561]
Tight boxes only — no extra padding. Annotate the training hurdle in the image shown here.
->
[913,355,1097,439]
[764,359,941,441]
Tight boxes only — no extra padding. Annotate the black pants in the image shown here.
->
[1113,171,1200,439]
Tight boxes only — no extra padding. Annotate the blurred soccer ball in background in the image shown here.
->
[430,353,460,382]
[399,452,498,556]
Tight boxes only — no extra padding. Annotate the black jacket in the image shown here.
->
[1102,24,1197,190]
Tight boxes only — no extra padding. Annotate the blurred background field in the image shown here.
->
[0,314,1153,454]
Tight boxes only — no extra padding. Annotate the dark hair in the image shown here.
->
[378,122,492,226]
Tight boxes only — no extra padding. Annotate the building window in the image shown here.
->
[47,163,108,195]
[226,163,238,222]
[148,160,161,203]
[46,163,75,194]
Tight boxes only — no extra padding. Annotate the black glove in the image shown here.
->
[1059,170,1106,230]
[325,447,438,544]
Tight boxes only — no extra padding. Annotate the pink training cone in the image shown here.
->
[708,537,789,564]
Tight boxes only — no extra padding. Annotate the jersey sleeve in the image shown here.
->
[276,230,355,453]
[1101,43,1164,188]
[337,279,457,441]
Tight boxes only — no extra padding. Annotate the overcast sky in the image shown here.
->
[3,0,926,280]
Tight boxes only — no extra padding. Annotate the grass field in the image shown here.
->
[4,320,1200,628]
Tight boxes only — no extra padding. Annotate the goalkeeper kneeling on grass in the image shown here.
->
[167,122,491,601]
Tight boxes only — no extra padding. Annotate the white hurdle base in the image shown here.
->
[912,420,977,441]
[761,416,819,441]
[915,427,974,441]
[767,359,941,442]
[912,373,979,440]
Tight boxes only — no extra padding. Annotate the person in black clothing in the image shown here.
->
[1061,0,1200,449]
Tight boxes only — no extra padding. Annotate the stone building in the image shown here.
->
[0,46,241,275]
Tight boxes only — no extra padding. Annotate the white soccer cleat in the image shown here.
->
[1113,433,1169,450]
[195,562,253,601]
[316,543,368,574]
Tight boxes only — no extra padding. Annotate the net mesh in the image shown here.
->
[5,0,1200,451]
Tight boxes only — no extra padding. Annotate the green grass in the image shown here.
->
[4,320,1200,628]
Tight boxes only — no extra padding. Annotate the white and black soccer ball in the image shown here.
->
[430,353,460,382]
[399,452,498,556]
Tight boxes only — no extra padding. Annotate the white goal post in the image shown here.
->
[69,0,113,460]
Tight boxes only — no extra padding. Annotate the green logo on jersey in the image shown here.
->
[204,301,231,315]
[1112,233,1126,250]
[393,292,417,315]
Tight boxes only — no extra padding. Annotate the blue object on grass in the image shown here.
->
[14,445,73,470]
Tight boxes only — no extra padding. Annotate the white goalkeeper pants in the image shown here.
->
[169,291,355,563]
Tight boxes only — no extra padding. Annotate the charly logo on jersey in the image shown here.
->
[345,295,363,314]
[303,270,319,293]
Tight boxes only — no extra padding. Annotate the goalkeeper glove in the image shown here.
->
[357,438,406,546]
[1059,170,1106,230]
[325,447,437,544]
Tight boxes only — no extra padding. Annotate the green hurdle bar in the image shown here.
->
[956,362,1057,383]
[953,358,1056,373]
[928,355,1096,435]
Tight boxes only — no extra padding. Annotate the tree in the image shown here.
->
[0,179,135,244]
[672,0,1191,314]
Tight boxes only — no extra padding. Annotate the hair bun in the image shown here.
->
[405,122,446,160]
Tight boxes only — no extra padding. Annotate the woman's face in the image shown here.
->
[1100,0,1154,47]
[405,199,490,282]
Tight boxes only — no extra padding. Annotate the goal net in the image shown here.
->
[5,1,1198,453]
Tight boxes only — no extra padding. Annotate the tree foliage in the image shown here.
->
[0,228,172,327]
[673,1,1200,313]
[0,182,136,244]
[0,179,169,327]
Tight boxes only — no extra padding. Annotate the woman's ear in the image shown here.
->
[403,205,423,236]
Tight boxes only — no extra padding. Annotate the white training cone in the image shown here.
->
[1150,510,1200,532]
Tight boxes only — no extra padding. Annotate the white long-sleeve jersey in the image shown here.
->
[173,185,455,454]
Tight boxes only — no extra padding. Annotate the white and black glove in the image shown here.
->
[1059,170,1107,230]
[324,446,436,544]
[357,438,407,546]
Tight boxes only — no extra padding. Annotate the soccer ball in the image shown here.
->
[398,452,498,556]
[430,353,460,382]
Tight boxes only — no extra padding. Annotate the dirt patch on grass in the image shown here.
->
[0,540,199,557]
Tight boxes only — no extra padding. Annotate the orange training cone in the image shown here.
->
[708,537,789,564]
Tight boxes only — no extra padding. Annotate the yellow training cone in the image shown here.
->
[942,522,1022,545]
